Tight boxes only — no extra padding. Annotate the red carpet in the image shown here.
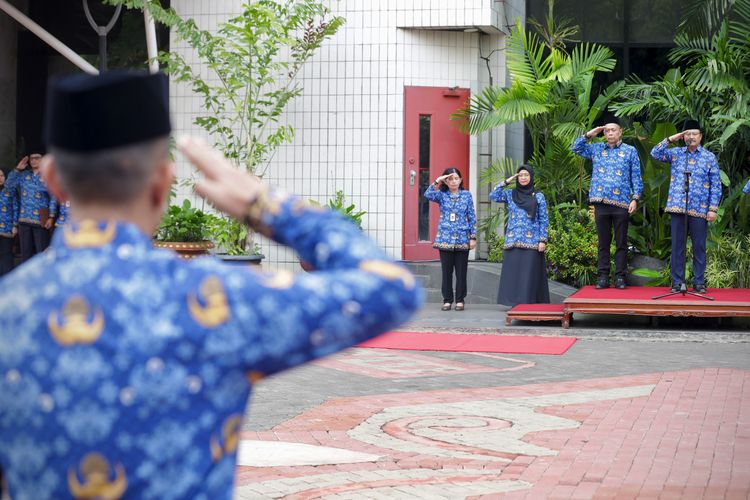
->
[357,332,577,355]
[569,286,750,302]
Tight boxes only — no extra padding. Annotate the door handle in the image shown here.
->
[410,170,416,186]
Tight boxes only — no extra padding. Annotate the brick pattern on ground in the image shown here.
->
[235,368,750,499]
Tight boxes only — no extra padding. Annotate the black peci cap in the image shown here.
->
[681,119,701,132]
[44,71,171,152]
[595,113,621,128]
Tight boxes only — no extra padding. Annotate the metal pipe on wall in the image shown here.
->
[0,0,99,75]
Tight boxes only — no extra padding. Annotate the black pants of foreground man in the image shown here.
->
[439,249,469,303]
[18,222,50,263]
[594,203,629,279]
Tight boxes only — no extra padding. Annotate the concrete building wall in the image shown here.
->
[171,0,524,270]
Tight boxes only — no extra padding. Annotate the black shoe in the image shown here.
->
[693,284,707,294]
[595,276,609,289]
[614,277,626,289]
[670,283,682,293]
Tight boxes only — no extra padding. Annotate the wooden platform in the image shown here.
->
[507,286,750,329]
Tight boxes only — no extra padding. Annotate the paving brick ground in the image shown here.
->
[235,306,750,499]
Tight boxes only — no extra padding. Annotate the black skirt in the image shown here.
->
[497,247,550,306]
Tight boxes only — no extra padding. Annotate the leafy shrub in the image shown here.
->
[545,205,599,287]
[327,190,367,229]
[157,199,210,242]
[486,233,505,263]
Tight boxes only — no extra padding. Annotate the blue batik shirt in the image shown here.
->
[0,190,423,500]
[743,179,750,195]
[424,185,477,251]
[54,200,70,227]
[650,140,721,219]
[489,187,549,249]
[571,136,643,209]
[0,182,18,238]
[7,169,57,226]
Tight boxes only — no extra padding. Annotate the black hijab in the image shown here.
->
[511,165,537,219]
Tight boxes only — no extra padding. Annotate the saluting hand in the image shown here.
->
[16,156,28,171]
[178,136,264,220]
[585,126,605,139]
[668,131,685,143]
[504,173,519,185]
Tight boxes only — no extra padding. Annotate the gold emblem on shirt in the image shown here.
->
[703,182,710,189]
[618,151,625,157]
[188,276,230,328]
[615,169,622,176]
[48,296,104,346]
[63,220,117,248]
[601,151,608,157]
[68,452,127,500]
[211,414,242,462]
[613,188,620,195]
[360,260,416,289]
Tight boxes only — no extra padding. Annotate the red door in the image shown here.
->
[402,86,470,261]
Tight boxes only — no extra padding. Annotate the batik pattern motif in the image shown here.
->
[0,193,423,500]
[6,169,57,226]
[489,187,549,250]
[0,183,17,238]
[424,185,477,251]
[571,136,643,209]
[650,140,721,219]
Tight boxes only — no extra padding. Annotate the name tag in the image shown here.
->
[449,213,456,222]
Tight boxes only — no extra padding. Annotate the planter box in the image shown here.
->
[217,254,265,267]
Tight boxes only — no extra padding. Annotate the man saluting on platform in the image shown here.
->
[0,71,422,499]
[651,119,721,294]
[572,114,643,290]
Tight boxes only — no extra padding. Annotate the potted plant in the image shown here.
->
[154,199,213,259]
[206,215,264,266]
[109,0,343,263]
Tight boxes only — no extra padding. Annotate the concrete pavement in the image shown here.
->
[237,303,750,499]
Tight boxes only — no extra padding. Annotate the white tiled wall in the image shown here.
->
[171,0,523,270]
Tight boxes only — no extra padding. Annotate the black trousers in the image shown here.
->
[670,213,707,286]
[439,249,469,303]
[18,223,50,263]
[594,204,629,278]
[0,236,13,276]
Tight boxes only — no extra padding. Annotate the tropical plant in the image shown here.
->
[611,0,750,234]
[455,12,620,236]
[106,0,344,255]
[625,122,677,260]
[326,190,367,229]
[545,205,599,287]
[157,199,210,242]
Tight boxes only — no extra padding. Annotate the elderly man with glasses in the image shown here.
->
[651,119,722,294]
[572,114,643,290]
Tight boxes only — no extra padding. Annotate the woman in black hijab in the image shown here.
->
[489,165,550,306]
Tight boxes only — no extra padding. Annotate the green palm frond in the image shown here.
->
[676,0,736,40]
[458,82,550,135]
[480,157,521,186]
[506,19,553,86]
